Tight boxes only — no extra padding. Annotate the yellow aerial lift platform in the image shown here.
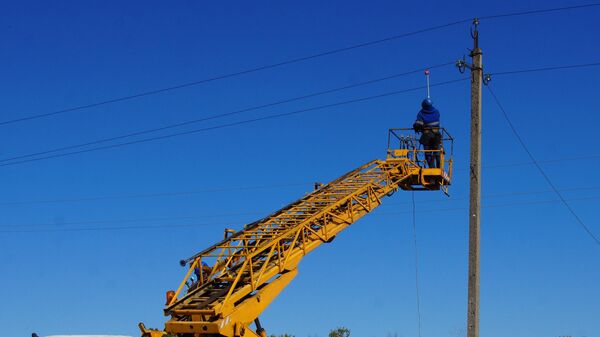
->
[140,128,453,337]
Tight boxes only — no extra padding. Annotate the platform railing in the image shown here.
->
[387,127,453,171]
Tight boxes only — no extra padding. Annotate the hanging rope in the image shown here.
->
[411,192,423,337]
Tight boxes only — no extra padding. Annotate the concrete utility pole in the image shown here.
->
[467,18,482,337]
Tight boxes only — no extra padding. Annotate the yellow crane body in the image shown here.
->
[140,128,453,337]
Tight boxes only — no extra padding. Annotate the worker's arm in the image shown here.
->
[413,110,424,132]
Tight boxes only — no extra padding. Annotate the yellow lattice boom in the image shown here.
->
[140,128,453,337]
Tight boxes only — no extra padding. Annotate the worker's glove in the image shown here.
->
[413,122,423,132]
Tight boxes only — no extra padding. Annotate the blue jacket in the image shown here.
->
[414,107,440,129]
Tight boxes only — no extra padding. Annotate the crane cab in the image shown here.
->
[386,128,453,194]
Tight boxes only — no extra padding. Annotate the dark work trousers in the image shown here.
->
[423,132,441,168]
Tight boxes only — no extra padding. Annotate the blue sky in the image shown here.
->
[1,1,599,337]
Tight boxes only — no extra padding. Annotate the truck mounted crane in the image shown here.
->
[139,128,454,337]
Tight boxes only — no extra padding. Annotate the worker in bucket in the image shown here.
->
[413,98,441,168]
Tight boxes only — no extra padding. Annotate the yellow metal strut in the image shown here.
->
[140,128,453,337]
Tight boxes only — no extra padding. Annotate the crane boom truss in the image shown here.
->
[142,128,453,337]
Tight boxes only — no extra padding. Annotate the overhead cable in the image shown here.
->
[487,85,600,246]
[0,183,310,206]
[3,195,599,233]
[411,192,423,337]
[479,3,600,20]
[0,62,455,164]
[0,78,468,167]
[4,2,599,126]
[4,58,600,166]
[491,61,600,76]
[0,22,469,126]
[5,187,600,228]
[1,158,599,206]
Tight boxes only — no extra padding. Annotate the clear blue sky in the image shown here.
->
[1,1,599,337]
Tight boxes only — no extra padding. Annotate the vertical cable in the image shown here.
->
[412,191,423,337]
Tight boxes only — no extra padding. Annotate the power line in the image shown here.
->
[5,186,600,228]
[479,3,600,20]
[479,155,600,170]
[486,85,600,247]
[0,222,229,233]
[0,78,468,167]
[4,195,599,233]
[3,2,599,127]
[0,211,263,228]
[1,166,598,207]
[382,185,600,207]
[0,182,311,206]
[377,196,600,216]
[491,61,600,76]
[0,22,470,126]
[5,57,600,167]
[448,154,600,174]
[0,62,455,164]
[411,192,423,337]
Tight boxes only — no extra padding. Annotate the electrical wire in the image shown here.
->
[5,187,600,228]
[0,78,468,167]
[3,2,599,127]
[377,196,600,216]
[382,185,600,207]
[491,61,600,76]
[0,62,455,164]
[448,154,600,173]
[2,187,597,228]
[0,212,264,228]
[479,3,600,20]
[5,58,600,168]
[0,182,311,206]
[486,85,600,246]
[441,154,600,174]
[479,155,600,170]
[1,159,598,207]
[3,195,599,233]
[0,221,229,233]
[0,21,470,126]
[411,192,423,337]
